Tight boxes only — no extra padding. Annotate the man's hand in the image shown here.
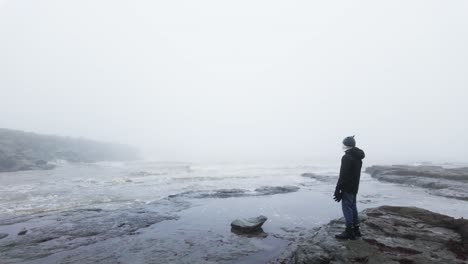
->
[333,188,342,202]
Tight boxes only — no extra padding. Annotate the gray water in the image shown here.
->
[0,161,467,263]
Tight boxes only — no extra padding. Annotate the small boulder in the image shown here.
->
[18,229,27,236]
[231,215,268,233]
[0,233,8,239]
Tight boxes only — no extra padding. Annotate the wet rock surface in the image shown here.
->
[0,195,291,264]
[231,215,268,233]
[0,157,56,173]
[255,186,300,195]
[168,186,300,200]
[0,201,188,263]
[275,206,468,264]
[167,189,248,199]
[17,228,27,235]
[366,165,468,201]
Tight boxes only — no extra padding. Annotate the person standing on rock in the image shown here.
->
[334,136,366,240]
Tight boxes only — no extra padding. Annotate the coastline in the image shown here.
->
[1,163,468,263]
[272,206,468,264]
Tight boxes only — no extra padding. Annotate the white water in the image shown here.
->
[0,161,467,218]
[0,161,331,215]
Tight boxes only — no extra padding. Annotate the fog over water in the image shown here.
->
[1,0,467,163]
[1,3,468,263]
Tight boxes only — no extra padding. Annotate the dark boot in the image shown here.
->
[353,225,362,237]
[335,226,356,240]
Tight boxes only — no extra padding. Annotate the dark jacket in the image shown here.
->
[336,147,365,194]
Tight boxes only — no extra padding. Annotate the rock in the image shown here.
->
[0,233,8,239]
[0,207,180,262]
[365,165,468,181]
[276,206,468,264]
[168,189,249,199]
[365,165,468,201]
[255,186,300,195]
[231,228,268,238]
[300,173,335,182]
[0,157,20,171]
[168,186,300,200]
[35,160,47,166]
[36,162,56,170]
[199,189,248,198]
[231,215,268,233]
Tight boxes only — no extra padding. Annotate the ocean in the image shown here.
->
[0,161,466,263]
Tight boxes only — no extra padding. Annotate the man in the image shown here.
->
[334,135,365,240]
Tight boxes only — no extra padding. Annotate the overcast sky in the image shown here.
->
[0,0,467,164]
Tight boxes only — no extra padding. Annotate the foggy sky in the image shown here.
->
[1,0,467,164]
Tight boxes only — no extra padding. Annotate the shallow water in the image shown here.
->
[0,161,341,215]
[0,161,467,263]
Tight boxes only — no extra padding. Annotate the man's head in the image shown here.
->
[342,135,356,148]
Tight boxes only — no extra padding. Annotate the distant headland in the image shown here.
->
[0,128,139,173]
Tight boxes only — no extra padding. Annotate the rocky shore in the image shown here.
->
[275,206,468,264]
[365,165,468,201]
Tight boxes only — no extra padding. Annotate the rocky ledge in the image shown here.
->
[277,206,468,264]
[365,165,468,201]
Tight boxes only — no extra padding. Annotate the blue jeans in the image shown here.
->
[341,192,358,227]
